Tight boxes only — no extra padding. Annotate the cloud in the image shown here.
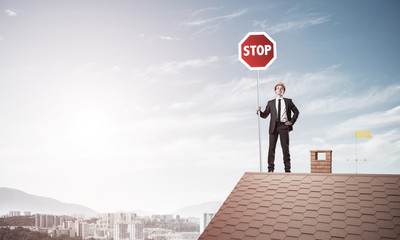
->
[254,15,330,34]
[181,8,247,37]
[329,105,400,138]
[359,129,400,165]
[161,56,218,75]
[112,66,122,71]
[157,35,180,41]
[5,9,17,17]
[301,84,400,116]
[169,101,196,110]
[184,9,247,26]
[191,6,223,16]
[285,3,303,15]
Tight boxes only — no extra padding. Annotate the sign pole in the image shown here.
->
[355,131,358,174]
[238,32,276,173]
[257,70,262,172]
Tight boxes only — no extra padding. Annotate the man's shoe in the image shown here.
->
[285,170,291,173]
[268,170,274,172]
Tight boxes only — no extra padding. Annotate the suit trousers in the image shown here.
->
[268,122,291,172]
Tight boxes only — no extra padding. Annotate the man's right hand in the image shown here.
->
[257,106,261,112]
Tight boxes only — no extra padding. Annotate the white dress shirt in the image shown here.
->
[275,97,288,123]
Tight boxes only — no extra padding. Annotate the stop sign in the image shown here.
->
[238,32,277,70]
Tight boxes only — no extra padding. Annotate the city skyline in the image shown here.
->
[1,1,400,214]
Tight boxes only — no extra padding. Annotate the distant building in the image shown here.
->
[151,214,174,222]
[71,213,85,219]
[175,232,200,240]
[101,212,137,226]
[24,211,31,216]
[35,214,46,228]
[65,220,76,237]
[75,221,90,239]
[114,222,143,240]
[35,214,66,229]
[200,213,214,233]
[46,215,54,228]
[8,211,21,217]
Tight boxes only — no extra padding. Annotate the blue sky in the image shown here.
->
[1,1,400,214]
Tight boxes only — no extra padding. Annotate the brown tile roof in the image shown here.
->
[199,172,400,240]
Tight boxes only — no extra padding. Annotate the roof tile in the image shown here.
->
[286,228,301,237]
[376,219,396,229]
[259,225,274,234]
[270,230,285,239]
[346,234,364,240]
[331,219,346,229]
[377,228,398,238]
[346,217,363,226]
[226,217,240,226]
[315,222,331,232]
[331,227,347,238]
[300,225,316,234]
[248,220,263,229]
[287,219,303,229]
[345,225,363,235]
[244,227,259,237]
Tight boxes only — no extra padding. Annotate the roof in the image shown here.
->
[199,172,400,240]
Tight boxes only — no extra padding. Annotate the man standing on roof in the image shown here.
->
[257,82,299,173]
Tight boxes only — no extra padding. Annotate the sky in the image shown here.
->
[1,0,400,215]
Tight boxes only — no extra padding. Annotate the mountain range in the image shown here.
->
[0,187,98,218]
[0,187,222,218]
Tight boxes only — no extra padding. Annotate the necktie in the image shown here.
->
[278,99,281,122]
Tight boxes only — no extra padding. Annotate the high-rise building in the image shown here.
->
[114,222,143,240]
[66,220,76,237]
[200,213,214,233]
[8,211,21,217]
[46,215,54,228]
[34,214,58,229]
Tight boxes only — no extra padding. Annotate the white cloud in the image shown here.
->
[184,9,247,26]
[169,101,196,110]
[160,56,218,75]
[191,6,223,16]
[112,66,122,71]
[254,15,330,34]
[5,9,17,17]
[301,84,400,115]
[329,105,400,138]
[359,129,400,165]
[157,35,180,41]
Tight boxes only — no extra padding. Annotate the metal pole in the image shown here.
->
[355,131,358,174]
[257,70,262,172]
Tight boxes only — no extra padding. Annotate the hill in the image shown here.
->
[0,187,98,218]
[170,201,223,218]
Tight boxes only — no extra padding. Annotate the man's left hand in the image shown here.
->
[285,121,292,126]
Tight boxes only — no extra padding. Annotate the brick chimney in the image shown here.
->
[310,150,332,173]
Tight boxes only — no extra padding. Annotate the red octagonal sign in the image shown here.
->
[238,32,277,70]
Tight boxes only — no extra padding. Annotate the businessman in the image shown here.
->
[257,82,299,172]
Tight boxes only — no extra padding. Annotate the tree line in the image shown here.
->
[0,227,91,240]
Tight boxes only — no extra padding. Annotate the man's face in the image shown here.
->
[275,85,285,97]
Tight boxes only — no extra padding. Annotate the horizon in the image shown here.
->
[1,1,400,214]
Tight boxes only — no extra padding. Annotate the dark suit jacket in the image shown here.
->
[259,98,299,134]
